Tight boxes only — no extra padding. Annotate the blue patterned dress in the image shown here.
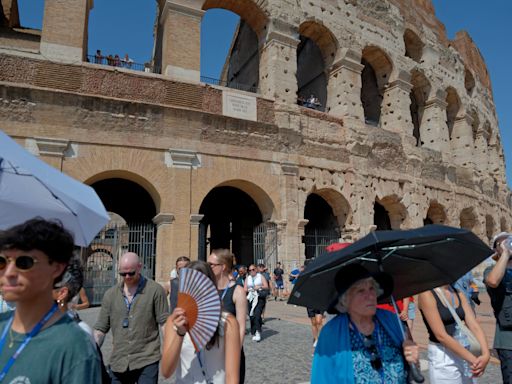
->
[349,320,407,384]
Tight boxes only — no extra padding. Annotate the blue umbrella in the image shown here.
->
[0,130,109,246]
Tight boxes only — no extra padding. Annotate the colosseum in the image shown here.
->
[1,0,511,301]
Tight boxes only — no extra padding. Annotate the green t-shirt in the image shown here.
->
[0,311,101,384]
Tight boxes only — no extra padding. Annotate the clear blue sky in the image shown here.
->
[17,0,511,188]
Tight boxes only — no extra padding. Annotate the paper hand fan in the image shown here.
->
[178,267,221,352]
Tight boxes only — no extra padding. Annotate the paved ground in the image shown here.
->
[80,292,504,383]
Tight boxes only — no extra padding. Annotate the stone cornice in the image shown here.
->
[34,137,70,157]
[153,213,175,226]
[190,214,204,225]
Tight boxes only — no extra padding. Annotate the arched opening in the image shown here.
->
[425,201,447,225]
[501,217,508,232]
[482,121,492,147]
[91,178,156,223]
[403,29,423,63]
[445,87,461,139]
[469,109,480,142]
[199,186,263,266]
[410,70,430,146]
[87,1,159,72]
[485,215,495,243]
[304,193,339,259]
[361,46,392,126]
[296,21,337,112]
[375,195,407,230]
[374,201,392,230]
[200,1,266,93]
[464,67,475,96]
[460,207,477,231]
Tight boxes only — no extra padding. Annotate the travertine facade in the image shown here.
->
[1,0,511,285]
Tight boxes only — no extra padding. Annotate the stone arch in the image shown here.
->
[410,69,430,146]
[375,195,407,230]
[310,187,352,229]
[425,201,447,225]
[485,214,495,243]
[445,86,461,139]
[482,120,492,146]
[84,170,161,218]
[361,46,393,125]
[403,28,423,63]
[296,21,338,111]
[469,109,480,142]
[202,0,268,39]
[464,67,475,96]
[459,207,477,230]
[203,179,276,222]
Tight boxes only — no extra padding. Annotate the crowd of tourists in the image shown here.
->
[0,218,512,383]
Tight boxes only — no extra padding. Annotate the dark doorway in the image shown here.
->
[91,178,156,223]
[374,201,392,230]
[361,58,382,125]
[297,36,327,111]
[304,194,339,259]
[199,186,262,266]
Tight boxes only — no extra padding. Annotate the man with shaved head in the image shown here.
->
[94,252,169,383]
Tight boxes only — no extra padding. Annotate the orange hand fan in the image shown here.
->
[178,267,221,352]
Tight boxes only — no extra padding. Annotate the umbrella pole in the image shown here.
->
[389,296,424,383]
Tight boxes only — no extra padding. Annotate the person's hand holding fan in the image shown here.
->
[177,267,221,351]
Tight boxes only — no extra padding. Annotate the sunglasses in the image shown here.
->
[207,262,222,268]
[119,271,136,277]
[0,254,40,271]
[249,268,256,271]
[363,336,382,371]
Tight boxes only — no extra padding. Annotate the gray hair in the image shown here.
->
[55,255,84,301]
[334,277,383,313]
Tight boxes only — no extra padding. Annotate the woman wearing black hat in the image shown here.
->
[311,264,419,383]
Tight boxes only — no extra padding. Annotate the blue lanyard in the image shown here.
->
[0,303,58,381]
[123,277,144,312]
[219,283,231,302]
[196,351,212,384]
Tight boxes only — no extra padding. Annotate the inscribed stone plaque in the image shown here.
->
[222,91,257,121]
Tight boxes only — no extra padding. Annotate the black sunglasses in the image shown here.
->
[248,268,256,271]
[0,254,40,271]
[363,336,382,371]
[119,271,136,277]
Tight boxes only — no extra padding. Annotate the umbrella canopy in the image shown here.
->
[0,130,109,246]
[289,225,493,311]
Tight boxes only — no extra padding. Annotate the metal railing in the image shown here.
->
[86,55,161,74]
[200,76,259,94]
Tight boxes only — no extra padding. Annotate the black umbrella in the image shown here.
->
[288,224,493,311]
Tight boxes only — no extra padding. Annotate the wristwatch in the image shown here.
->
[173,324,186,337]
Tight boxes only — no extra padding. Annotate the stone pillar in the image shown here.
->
[419,92,449,153]
[450,115,474,167]
[153,213,175,283]
[259,29,300,105]
[189,214,204,260]
[326,50,365,122]
[41,0,92,62]
[160,0,203,82]
[473,133,489,174]
[380,74,413,135]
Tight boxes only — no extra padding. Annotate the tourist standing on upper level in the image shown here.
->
[484,232,512,383]
[94,252,169,384]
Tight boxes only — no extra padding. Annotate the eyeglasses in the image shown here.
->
[363,336,382,371]
[248,268,256,272]
[0,254,40,271]
[207,262,222,268]
[119,271,136,277]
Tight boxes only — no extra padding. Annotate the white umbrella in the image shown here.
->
[0,130,109,246]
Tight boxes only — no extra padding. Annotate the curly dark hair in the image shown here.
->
[55,254,84,301]
[0,218,74,264]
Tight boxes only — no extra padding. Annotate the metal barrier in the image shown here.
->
[200,76,259,94]
[86,55,161,74]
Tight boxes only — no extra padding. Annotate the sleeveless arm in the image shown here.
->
[224,314,241,384]
[233,285,248,344]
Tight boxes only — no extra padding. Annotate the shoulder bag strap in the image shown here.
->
[433,288,465,327]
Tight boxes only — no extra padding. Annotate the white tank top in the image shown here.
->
[246,273,263,289]
[176,313,229,384]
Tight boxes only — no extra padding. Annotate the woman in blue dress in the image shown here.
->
[311,264,419,383]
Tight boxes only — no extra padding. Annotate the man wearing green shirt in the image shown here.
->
[94,252,169,383]
[0,219,101,383]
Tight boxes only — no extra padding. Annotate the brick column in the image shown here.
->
[152,213,175,283]
[41,0,92,62]
[419,92,449,153]
[160,1,203,82]
[259,29,300,105]
[450,114,474,167]
[380,74,413,135]
[326,50,365,122]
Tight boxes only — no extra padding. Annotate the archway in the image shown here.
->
[304,193,339,259]
[425,201,447,225]
[485,215,495,243]
[410,70,430,146]
[404,29,423,62]
[296,21,337,111]
[460,207,477,231]
[361,46,392,126]
[445,87,461,139]
[199,186,263,266]
[375,195,407,230]
[374,201,392,230]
